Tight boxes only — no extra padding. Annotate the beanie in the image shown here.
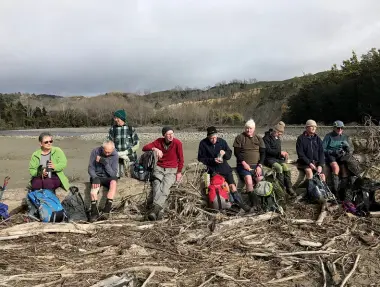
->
[114,110,126,122]
[206,126,218,136]
[162,126,174,136]
[305,119,317,127]
[273,121,285,133]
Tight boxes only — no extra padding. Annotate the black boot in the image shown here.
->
[339,177,349,201]
[248,192,261,212]
[332,174,340,196]
[283,171,296,197]
[99,199,113,220]
[90,200,99,222]
[147,204,163,221]
[232,192,251,212]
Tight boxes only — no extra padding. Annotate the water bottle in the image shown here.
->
[46,160,52,178]
[217,153,223,162]
[138,165,145,181]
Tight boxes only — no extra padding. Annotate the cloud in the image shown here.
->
[0,0,379,95]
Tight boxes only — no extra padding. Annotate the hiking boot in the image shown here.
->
[98,212,110,221]
[231,191,251,212]
[332,174,340,196]
[339,177,349,201]
[283,171,296,197]
[147,204,162,221]
[90,201,99,223]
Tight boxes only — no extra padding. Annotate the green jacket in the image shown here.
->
[322,131,354,154]
[29,146,70,191]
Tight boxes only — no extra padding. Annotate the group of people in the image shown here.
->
[28,109,355,221]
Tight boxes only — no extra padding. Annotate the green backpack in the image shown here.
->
[252,181,284,214]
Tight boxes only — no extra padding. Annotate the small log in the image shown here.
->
[316,202,328,226]
[319,256,327,287]
[370,211,380,218]
[298,240,322,248]
[321,228,350,250]
[215,212,280,232]
[278,250,338,256]
[340,254,361,287]
[141,270,156,287]
[266,272,309,284]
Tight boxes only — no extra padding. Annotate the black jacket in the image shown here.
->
[197,137,232,175]
[296,132,325,166]
[263,130,283,164]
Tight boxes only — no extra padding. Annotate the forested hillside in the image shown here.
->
[0,48,379,129]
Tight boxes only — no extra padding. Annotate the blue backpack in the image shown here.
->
[27,189,67,223]
[0,202,9,220]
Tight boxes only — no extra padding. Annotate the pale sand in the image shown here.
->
[0,135,297,189]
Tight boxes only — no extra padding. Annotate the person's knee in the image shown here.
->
[281,163,290,172]
[330,162,339,174]
[340,165,349,177]
[304,168,313,179]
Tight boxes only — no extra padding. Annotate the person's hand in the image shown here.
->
[280,151,288,159]
[42,168,48,178]
[317,166,323,174]
[47,161,55,170]
[176,172,182,182]
[242,162,251,171]
[215,158,223,164]
[92,183,100,189]
[309,163,317,170]
[219,150,225,156]
[96,155,101,162]
[255,165,262,177]
[152,148,163,159]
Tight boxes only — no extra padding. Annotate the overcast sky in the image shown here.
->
[0,0,380,96]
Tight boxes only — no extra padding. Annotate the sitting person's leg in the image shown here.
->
[90,178,101,221]
[338,162,349,200]
[281,163,296,196]
[31,177,43,190]
[223,172,250,212]
[329,157,340,195]
[42,175,62,191]
[102,178,118,216]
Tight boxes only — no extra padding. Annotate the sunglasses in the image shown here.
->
[43,140,53,144]
[336,127,343,130]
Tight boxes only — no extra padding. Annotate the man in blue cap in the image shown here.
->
[322,120,354,199]
[108,109,140,177]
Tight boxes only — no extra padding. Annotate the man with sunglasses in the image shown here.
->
[322,120,354,198]
[29,132,70,192]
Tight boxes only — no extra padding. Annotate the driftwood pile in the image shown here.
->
[1,166,380,287]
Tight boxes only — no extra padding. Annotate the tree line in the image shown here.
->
[284,48,380,125]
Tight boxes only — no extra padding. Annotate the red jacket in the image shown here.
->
[142,138,184,172]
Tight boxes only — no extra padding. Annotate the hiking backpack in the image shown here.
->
[61,186,89,222]
[252,181,283,214]
[307,174,336,204]
[133,151,156,181]
[0,202,9,220]
[27,189,67,223]
[207,174,232,210]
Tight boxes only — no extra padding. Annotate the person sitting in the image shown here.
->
[296,119,326,189]
[198,126,251,212]
[107,109,140,177]
[263,121,296,197]
[142,126,184,221]
[322,120,355,199]
[29,132,70,192]
[88,140,119,221]
[233,119,266,206]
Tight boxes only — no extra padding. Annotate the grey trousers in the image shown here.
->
[148,165,177,209]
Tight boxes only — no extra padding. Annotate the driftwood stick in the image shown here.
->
[316,202,328,226]
[289,219,315,224]
[214,271,250,282]
[32,279,63,287]
[319,256,327,287]
[215,212,280,231]
[321,228,350,250]
[339,254,361,287]
[370,211,380,218]
[278,250,338,256]
[298,240,322,248]
[197,275,216,287]
[266,272,309,284]
[141,270,156,287]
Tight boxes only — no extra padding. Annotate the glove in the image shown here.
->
[99,157,108,165]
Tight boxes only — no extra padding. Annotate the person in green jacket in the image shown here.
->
[322,120,354,198]
[29,132,70,191]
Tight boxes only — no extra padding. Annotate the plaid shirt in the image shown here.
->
[108,125,140,161]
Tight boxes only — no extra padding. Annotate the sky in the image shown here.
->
[0,0,380,96]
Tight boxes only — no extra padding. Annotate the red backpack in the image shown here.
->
[207,174,231,210]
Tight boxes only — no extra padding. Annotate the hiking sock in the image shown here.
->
[103,199,113,214]
[90,200,99,215]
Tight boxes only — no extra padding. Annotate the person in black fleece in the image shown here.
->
[263,121,296,196]
[296,119,326,185]
[198,126,250,212]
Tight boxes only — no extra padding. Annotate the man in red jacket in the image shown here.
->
[142,126,184,220]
